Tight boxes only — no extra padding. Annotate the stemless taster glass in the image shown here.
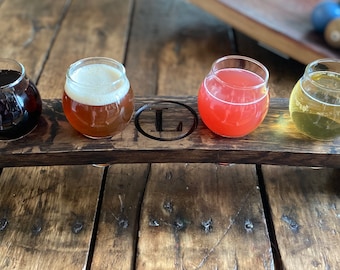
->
[0,58,42,141]
[198,55,269,137]
[289,58,340,140]
[63,57,134,139]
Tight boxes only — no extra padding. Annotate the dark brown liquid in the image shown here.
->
[0,70,42,140]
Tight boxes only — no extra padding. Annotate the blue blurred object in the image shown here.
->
[311,1,340,32]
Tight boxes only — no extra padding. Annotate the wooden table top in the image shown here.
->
[189,0,340,65]
[0,0,339,269]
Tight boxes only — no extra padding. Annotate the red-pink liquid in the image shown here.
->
[198,68,269,137]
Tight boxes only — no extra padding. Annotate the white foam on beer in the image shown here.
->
[65,63,130,106]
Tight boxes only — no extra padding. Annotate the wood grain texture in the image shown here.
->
[189,0,340,64]
[262,165,340,269]
[91,164,150,269]
[0,0,69,83]
[136,163,273,269]
[0,97,339,167]
[0,165,104,269]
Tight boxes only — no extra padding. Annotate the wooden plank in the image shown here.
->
[0,97,339,167]
[0,165,104,269]
[136,163,273,269]
[0,0,70,83]
[188,0,340,65]
[262,165,340,269]
[90,164,150,269]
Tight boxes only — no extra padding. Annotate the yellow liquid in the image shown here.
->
[289,72,340,140]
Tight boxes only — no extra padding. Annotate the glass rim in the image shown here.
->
[204,79,269,105]
[210,55,269,90]
[66,56,126,87]
[205,55,269,105]
[306,58,340,91]
[0,58,26,89]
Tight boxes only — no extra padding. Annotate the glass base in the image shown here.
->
[83,134,113,140]
[92,164,111,168]
[212,131,250,138]
[0,124,38,142]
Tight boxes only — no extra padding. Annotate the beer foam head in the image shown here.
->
[65,62,130,106]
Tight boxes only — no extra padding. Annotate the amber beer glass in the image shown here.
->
[63,57,134,139]
[0,58,42,141]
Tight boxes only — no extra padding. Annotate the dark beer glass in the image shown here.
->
[0,58,42,141]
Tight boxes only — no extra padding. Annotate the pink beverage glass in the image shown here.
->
[198,55,269,137]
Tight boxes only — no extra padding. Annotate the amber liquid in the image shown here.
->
[0,70,42,140]
[62,88,134,138]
